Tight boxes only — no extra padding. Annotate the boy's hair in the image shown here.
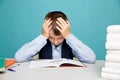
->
[45,11,68,35]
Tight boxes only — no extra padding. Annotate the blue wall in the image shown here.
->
[0,0,120,59]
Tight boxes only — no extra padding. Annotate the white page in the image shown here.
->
[58,59,85,67]
[29,59,85,68]
[29,59,60,68]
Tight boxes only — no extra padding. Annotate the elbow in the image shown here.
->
[86,51,96,64]
[15,55,24,63]
[80,54,96,64]
[88,58,96,64]
[87,55,96,64]
[15,54,28,63]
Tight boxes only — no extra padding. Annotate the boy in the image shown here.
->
[15,11,96,63]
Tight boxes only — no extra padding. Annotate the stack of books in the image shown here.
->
[101,25,120,80]
[0,58,16,72]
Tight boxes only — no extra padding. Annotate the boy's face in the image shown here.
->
[49,29,64,46]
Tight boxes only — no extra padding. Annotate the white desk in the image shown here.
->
[0,60,106,80]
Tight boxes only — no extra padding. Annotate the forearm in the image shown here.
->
[66,34,96,63]
[15,35,47,62]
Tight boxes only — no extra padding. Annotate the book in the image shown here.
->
[105,61,120,69]
[0,58,5,72]
[0,58,16,72]
[0,59,16,72]
[5,59,16,68]
[29,59,86,68]
[106,34,120,42]
[102,67,120,75]
[101,72,120,80]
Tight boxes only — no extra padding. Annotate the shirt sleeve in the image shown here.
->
[66,34,96,63]
[15,34,47,62]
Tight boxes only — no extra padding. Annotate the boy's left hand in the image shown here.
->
[56,17,71,39]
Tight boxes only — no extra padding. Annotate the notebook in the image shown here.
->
[5,59,16,68]
[0,58,5,72]
[0,58,16,72]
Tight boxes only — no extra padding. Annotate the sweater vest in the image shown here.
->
[38,40,74,59]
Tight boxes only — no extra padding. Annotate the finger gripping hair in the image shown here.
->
[45,11,68,36]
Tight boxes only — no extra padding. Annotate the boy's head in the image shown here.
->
[45,11,68,46]
[45,11,68,35]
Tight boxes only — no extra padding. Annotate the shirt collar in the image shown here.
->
[51,43,62,51]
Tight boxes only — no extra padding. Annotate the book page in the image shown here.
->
[29,59,59,68]
[29,59,85,68]
[58,59,85,67]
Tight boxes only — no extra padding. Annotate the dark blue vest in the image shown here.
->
[38,40,74,59]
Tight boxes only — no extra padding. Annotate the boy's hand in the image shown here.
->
[42,18,52,39]
[56,17,71,39]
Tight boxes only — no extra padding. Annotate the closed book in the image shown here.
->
[106,34,120,42]
[101,72,120,80]
[106,50,120,54]
[106,54,120,62]
[105,42,120,49]
[102,67,120,75]
[105,61,120,69]
[107,25,120,34]
[5,59,16,68]
[0,58,5,72]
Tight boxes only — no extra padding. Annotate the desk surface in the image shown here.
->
[0,60,106,80]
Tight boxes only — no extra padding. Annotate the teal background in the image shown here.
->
[0,0,120,59]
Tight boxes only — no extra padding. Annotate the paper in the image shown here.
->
[106,54,120,62]
[105,61,120,69]
[107,25,120,34]
[106,50,120,54]
[29,59,58,68]
[102,67,120,75]
[29,59,85,68]
[101,72,120,80]
[106,34,120,42]
[105,42,120,49]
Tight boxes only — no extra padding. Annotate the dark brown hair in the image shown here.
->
[45,11,68,35]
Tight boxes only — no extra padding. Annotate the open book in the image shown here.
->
[29,59,86,68]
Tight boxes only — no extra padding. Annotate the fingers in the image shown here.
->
[56,17,71,38]
[56,21,62,30]
[42,18,52,39]
[56,26,62,32]
[48,25,52,30]
[43,18,52,29]
[66,20,70,25]
[56,17,70,29]
[57,17,67,25]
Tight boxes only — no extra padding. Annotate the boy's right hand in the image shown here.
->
[42,18,52,39]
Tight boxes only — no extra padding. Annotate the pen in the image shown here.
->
[8,68,15,72]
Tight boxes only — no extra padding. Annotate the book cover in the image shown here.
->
[5,59,16,68]
[0,58,5,72]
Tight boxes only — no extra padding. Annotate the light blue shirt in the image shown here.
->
[52,44,62,59]
[15,34,96,63]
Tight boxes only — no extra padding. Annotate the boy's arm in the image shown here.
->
[15,35,47,62]
[66,34,96,63]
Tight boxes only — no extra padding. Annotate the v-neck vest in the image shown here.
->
[38,40,74,59]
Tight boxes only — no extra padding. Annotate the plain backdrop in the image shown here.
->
[0,0,120,60]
